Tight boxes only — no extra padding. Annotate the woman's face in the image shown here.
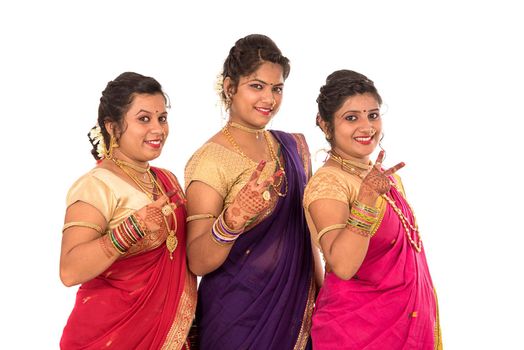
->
[227,61,284,128]
[328,92,382,163]
[109,93,169,165]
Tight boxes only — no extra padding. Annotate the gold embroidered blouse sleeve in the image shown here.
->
[66,168,152,233]
[303,167,360,247]
[184,142,277,206]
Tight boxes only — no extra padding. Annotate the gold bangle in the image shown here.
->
[186,213,217,223]
[62,221,103,235]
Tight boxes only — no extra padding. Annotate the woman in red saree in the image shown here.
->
[60,72,196,350]
[303,70,442,349]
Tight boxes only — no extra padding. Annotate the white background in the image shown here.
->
[1,1,522,349]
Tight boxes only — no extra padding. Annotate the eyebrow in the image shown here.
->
[344,108,380,113]
[135,109,167,115]
[249,78,284,86]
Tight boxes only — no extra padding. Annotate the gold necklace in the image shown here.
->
[329,152,421,252]
[229,121,266,139]
[112,158,178,258]
[221,125,288,197]
[381,186,422,253]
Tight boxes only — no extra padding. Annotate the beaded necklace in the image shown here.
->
[112,158,178,258]
[329,152,422,252]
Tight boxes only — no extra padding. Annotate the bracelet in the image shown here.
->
[108,214,149,254]
[352,200,380,215]
[210,211,244,245]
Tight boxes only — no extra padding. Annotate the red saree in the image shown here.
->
[311,175,442,349]
[60,168,197,350]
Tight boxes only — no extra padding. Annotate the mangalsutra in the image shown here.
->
[112,158,178,259]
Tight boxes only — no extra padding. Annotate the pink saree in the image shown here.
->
[312,176,442,349]
[60,168,197,350]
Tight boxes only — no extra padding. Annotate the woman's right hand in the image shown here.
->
[224,160,284,230]
[134,193,174,235]
[359,150,405,202]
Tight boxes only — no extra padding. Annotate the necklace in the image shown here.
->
[111,158,178,258]
[382,185,422,253]
[329,152,422,252]
[221,124,288,197]
[229,121,266,139]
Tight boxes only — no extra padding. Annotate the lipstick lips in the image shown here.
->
[354,135,374,145]
[255,106,273,116]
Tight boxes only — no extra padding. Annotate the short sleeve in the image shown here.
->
[184,143,229,198]
[66,172,117,222]
[303,168,353,209]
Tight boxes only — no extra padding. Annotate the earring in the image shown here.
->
[105,135,119,159]
[325,133,332,141]
[225,94,232,110]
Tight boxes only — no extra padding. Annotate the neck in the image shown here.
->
[329,149,373,172]
[228,121,266,133]
[111,151,150,173]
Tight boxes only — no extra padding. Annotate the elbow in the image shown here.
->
[330,263,359,281]
[59,267,80,287]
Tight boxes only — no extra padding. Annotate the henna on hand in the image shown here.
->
[360,150,405,199]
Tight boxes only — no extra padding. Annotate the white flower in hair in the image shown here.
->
[89,124,107,159]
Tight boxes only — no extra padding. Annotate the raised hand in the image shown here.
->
[134,194,170,235]
[360,150,405,198]
[224,160,284,230]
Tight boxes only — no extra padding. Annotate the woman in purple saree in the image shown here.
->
[304,70,442,349]
[184,35,319,350]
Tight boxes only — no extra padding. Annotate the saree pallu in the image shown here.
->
[312,179,442,350]
[197,131,315,350]
[61,168,197,350]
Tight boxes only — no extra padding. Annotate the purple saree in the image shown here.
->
[197,131,315,350]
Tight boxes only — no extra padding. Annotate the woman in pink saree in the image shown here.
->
[303,70,442,349]
[59,72,196,349]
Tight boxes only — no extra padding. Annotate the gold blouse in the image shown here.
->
[66,167,152,231]
[303,166,398,247]
[184,142,278,206]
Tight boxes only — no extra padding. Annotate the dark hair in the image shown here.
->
[221,34,290,100]
[316,69,382,142]
[89,72,165,160]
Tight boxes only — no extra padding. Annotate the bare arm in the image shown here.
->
[60,201,117,286]
[308,151,405,280]
[185,181,232,276]
[60,195,169,286]
[186,161,282,276]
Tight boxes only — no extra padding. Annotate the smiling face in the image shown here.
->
[323,92,382,163]
[225,61,284,128]
[107,93,168,165]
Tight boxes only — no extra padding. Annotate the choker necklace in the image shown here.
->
[329,150,373,179]
[229,121,266,139]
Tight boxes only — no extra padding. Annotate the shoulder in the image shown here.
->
[304,166,357,208]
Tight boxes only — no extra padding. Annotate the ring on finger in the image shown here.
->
[262,190,271,201]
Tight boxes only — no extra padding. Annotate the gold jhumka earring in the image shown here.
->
[105,135,119,159]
